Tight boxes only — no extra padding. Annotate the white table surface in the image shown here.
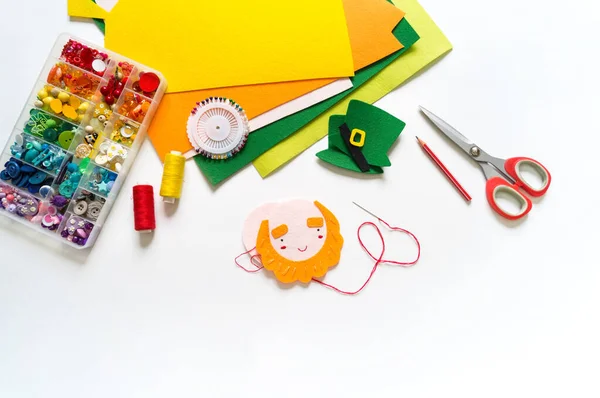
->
[1,0,598,397]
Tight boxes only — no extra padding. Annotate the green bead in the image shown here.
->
[79,158,90,173]
[45,119,57,129]
[43,128,59,142]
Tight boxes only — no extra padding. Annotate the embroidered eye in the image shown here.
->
[317,229,320,232]
[280,239,284,242]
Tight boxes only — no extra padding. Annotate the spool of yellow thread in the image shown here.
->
[160,151,185,203]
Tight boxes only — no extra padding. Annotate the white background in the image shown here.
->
[1,0,599,397]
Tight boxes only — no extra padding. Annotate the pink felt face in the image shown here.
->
[243,199,327,261]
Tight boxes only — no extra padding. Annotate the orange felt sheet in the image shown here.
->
[148,0,406,161]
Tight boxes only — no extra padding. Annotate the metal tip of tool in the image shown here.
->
[352,202,381,220]
[419,106,433,116]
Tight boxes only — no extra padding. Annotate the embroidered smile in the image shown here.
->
[297,246,308,252]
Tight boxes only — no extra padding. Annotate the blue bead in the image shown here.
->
[70,172,81,183]
[23,149,39,163]
[67,163,78,173]
[0,170,10,180]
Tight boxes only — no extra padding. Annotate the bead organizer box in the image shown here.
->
[0,34,166,249]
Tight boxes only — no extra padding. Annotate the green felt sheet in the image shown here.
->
[194,18,420,185]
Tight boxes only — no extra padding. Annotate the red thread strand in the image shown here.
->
[312,218,420,295]
[235,247,263,273]
[133,185,156,231]
[235,216,420,295]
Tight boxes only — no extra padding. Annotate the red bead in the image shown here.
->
[139,72,160,93]
[105,95,115,105]
[112,89,122,98]
[100,86,110,96]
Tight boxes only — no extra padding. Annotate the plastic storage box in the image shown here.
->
[0,34,166,249]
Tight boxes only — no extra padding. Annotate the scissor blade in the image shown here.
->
[419,106,474,156]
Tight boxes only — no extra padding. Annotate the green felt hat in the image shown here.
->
[316,100,405,173]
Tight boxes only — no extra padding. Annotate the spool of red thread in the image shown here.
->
[133,185,156,233]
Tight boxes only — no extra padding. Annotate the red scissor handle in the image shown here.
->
[504,157,551,197]
[486,177,533,221]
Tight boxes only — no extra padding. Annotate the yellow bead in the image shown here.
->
[62,105,78,120]
[77,114,85,123]
[42,97,54,106]
[57,92,70,103]
[37,89,49,100]
[50,98,63,114]
[78,102,89,112]
[70,96,81,109]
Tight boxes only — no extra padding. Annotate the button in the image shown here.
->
[84,133,98,146]
[95,154,108,165]
[98,141,110,154]
[73,200,88,215]
[27,184,42,194]
[5,161,21,179]
[20,165,36,173]
[58,130,75,149]
[92,59,106,74]
[139,72,160,93]
[28,171,47,185]
[75,144,92,159]
[120,125,134,138]
[42,214,54,227]
[86,201,103,220]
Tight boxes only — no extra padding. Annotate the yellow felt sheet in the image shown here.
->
[100,0,354,93]
[253,0,452,177]
[147,0,405,160]
[67,0,108,19]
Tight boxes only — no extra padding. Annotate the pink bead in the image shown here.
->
[6,194,14,202]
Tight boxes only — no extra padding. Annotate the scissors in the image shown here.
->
[419,107,551,221]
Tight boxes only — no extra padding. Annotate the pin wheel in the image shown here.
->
[316,100,405,174]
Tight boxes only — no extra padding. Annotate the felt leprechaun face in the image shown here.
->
[243,199,344,284]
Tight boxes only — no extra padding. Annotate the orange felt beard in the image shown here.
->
[255,201,344,284]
